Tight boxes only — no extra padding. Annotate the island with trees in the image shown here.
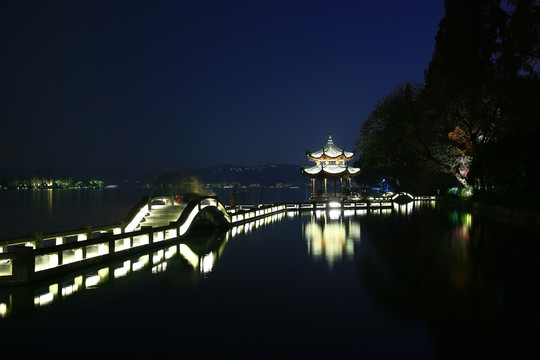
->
[0,175,105,190]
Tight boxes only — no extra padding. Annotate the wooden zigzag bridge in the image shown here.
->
[0,193,435,285]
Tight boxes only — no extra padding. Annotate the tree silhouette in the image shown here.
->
[357,0,540,206]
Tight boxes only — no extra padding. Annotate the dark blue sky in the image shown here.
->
[1,0,444,179]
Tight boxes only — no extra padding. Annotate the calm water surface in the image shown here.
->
[1,191,539,359]
[0,188,308,240]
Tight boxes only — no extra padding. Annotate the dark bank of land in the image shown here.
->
[441,196,540,231]
[354,0,540,225]
[0,176,105,190]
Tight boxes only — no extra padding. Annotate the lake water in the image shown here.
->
[1,190,539,358]
[0,187,309,240]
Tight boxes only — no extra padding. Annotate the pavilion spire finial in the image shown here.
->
[328,133,333,144]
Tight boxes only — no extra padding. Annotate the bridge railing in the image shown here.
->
[227,204,286,223]
[0,196,287,285]
[0,195,437,285]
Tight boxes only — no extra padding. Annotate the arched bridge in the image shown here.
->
[0,194,434,285]
[1,195,288,285]
[123,195,289,235]
[124,196,232,234]
[390,192,433,202]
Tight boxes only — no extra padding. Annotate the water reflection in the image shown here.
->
[359,207,540,358]
[0,211,286,318]
[0,188,152,240]
[392,199,437,215]
[303,210,361,269]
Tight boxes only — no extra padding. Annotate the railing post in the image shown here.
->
[29,232,43,249]
[13,247,35,283]
[56,236,65,246]
[107,233,115,254]
[82,225,92,240]
[141,226,153,244]
[58,249,63,265]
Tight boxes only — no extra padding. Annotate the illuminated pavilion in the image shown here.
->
[300,134,360,200]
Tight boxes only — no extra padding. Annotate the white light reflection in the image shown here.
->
[114,261,130,278]
[328,209,341,220]
[228,211,286,239]
[165,246,176,259]
[152,262,167,273]
[392,201,414,215]
[201,253,214,274]
[0,302,8,317]
[178,244,216,275]
[62,276,82,297]
[303,211,361,269]
[85,274,100,288]
[34,284,58,307]
[179,244,199,268]
[133,255,149,271]
[153,249,164,264]
[343,210,354,217]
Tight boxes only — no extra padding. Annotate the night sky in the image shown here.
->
[1,0,444,179]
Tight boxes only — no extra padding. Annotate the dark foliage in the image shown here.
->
[356,0,540,208]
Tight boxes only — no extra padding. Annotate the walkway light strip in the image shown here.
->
[179,207,200,236]
[125,204,149,232]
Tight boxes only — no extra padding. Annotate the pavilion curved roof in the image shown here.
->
[301,164,360,179]
[306,134,355,160]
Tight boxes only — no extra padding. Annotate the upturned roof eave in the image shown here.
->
[301,167,360,179]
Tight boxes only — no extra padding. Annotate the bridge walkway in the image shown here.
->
[136,204,186,230]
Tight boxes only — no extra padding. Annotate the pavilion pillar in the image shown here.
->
[324,178,327,195]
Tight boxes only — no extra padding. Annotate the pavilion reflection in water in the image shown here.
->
[303,209,361,269]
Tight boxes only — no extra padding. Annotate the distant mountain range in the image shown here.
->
[192,164,308,186]
[152,164,309,187]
